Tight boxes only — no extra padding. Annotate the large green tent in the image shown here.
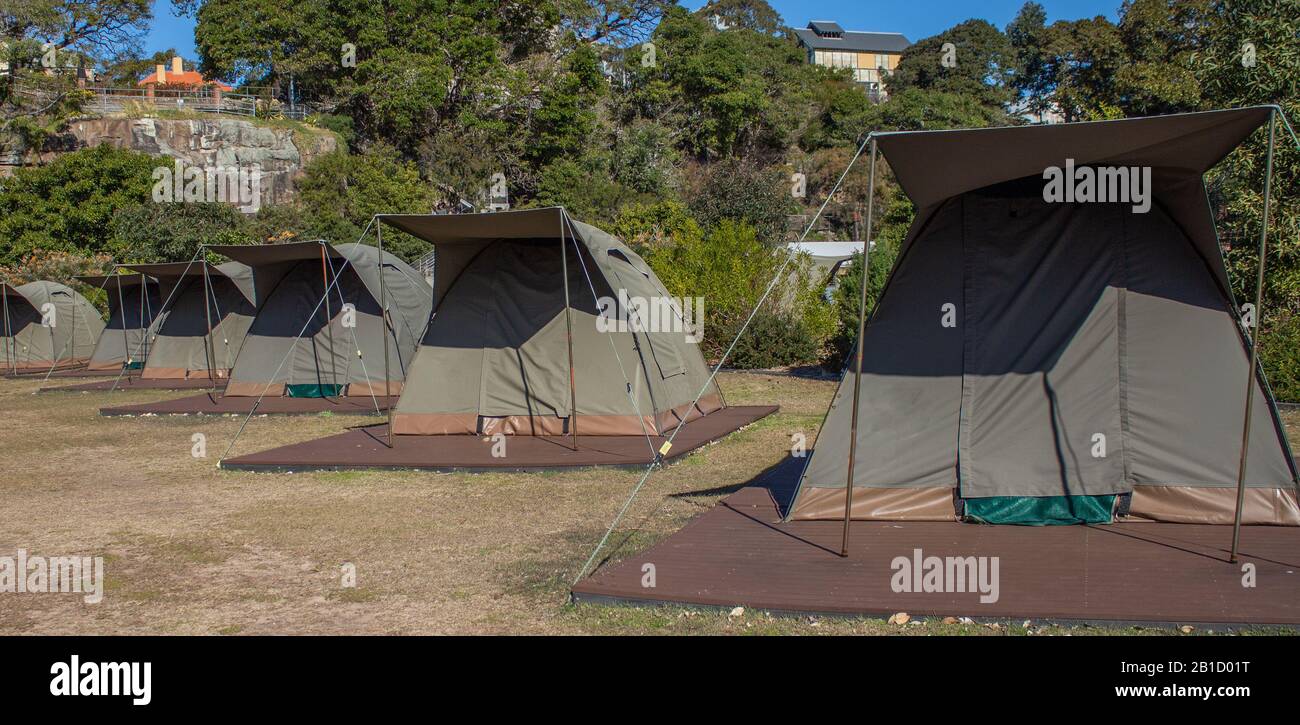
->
[788,108,1299,526]
[1,280,105,373]
[205,242,432,398]
[378,208,723,436]
[124,261,259,381]
[74,272,161,372]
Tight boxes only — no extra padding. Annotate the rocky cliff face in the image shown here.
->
[22,117,337,206]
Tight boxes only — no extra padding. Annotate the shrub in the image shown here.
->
[1261,312,1300,403]
[715,309,821,369]
[642,218,835,365]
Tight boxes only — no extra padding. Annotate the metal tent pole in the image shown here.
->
[115,274,130,369]
[561,209,579,450]
[138,273,147,361]
[2,284,12,375]
[320,243,338,396]
[201,260,217,382]
[377,221,394,448]
[841,136,878,558]
[1230,109,1277,564]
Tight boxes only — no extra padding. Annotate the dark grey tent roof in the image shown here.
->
[74,272,154,290]
[879,107,1274,291]
[125,260,258,306]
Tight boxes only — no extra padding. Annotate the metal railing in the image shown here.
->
[80,86,312,120]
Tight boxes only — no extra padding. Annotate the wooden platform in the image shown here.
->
[41,378,228,393]
[220,405,778,472]
[100,393,396,417]
[572,462,1300,626]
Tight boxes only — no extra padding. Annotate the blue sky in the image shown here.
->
[142,0,1122,59]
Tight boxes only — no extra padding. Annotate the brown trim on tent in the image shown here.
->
[392,394,725,436]
[1126,485,1300,525]
[791,486,959,521]
[344,380,403,397]
[141,367,230,380]
[224,381,285,397]
[7,358,92,372]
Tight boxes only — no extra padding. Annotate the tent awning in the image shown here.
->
[124,261,230,279]
[207,241,342,266]
[74,273,155,290]
[379,208,568,244]
[875,106,1273,209]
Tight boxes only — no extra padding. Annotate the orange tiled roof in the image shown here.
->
[137,69,233,92]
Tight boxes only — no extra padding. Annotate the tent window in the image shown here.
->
[607,249,650,278]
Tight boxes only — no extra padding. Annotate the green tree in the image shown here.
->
[0,145,157,265]
[688,158,795,245]
[642,218,835,364]
[888,19,1017,112]
[1194,0,1300,399]
[294,146,436,261]
[109,202,253,263]
[528,44,606,167]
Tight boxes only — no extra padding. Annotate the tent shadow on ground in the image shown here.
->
[671,454,804,514]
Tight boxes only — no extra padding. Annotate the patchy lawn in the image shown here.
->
[2,375,1296,635]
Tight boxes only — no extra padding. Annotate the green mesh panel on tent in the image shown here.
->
[963,495,1116,525]
[124,361,144,371]
[286,383,343,398]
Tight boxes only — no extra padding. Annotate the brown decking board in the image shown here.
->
[100,393,397,417]
[571,483,1300,626]
[220,405,778,472]
[41,378,228,393]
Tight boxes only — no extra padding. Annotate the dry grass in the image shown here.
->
[2,375,1297,636]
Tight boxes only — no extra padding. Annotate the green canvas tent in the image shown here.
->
[74,272,161,372]
[1,280,105,373]
[377,208,724,436]
[788,107,1300,527]
[205,242,432,398]
[124,261,258,381]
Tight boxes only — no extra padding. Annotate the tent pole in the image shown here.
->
[320,243,337,396]
[378,221,394,448]
[3,284,12,375]
[1230,109,1277,564]
[201,260,216,383]
[137,272,144,363]
[561,210,579,450]
[115,274,130,369]
[841,136,877,558]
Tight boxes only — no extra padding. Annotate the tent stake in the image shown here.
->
[378,221,394,448]
[1230,109,1277,564]
[561,210,579,450]
[841,137,878,558]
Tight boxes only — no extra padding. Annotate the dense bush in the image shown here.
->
[641,218,836,367]
[0,146,157,266]
[715,309,821,369]
[1261,312,1300,404]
